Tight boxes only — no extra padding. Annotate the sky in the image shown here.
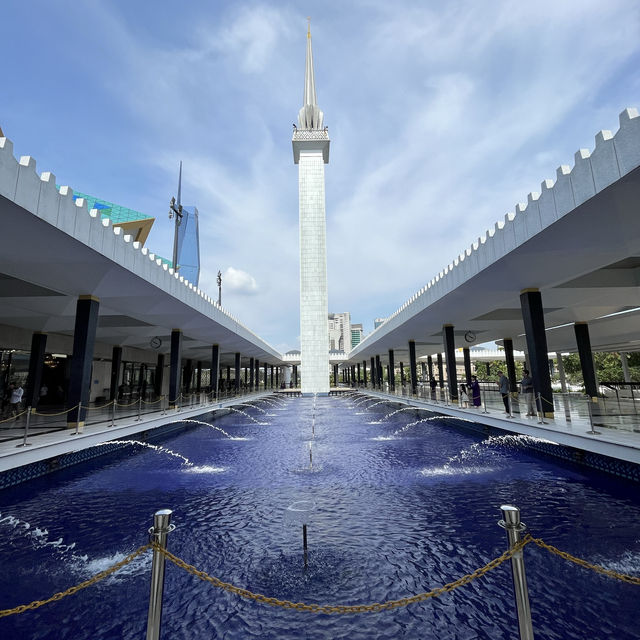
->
[2,0,639,354]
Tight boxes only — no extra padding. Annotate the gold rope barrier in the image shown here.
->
[115,399,140,408]
[0,409,28,424]
[530,537,640,585]
[32,404,80,417]
[152,537,532,614]
[1,534,638,620]
[141,398,162,405]
[82,400,114,411]
[0,544,151,619]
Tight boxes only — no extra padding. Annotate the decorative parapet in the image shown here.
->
[292,127,330,164]
[353,107,640,354]
[0,136,281,360]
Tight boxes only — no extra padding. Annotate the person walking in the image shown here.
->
[520,369,535,416]
[459,384,469,408]
[470,375,482,409]
[497,371,510,413]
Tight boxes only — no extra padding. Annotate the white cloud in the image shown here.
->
[222,267,259,295]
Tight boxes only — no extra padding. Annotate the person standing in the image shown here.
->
[459,384,469,408]
[497,371,510,413]
[520,369,535,416]
[9,382,23,418]
[470,376,482,409]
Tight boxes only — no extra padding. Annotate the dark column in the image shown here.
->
[293,365,298,387]
[421,362,427,381]
[26,332,47,408]
[333,364,338,385]
[386,365,391,387]
[270,365,274,389]
[67,296,100,427]
[255,359,260,389]
[264,363,268,390]
[427,355,434,381]
[235,353,241,395]
[463,347,472,384]
[408,340,417,395]
[520,289,554,417]
[351,365,355,386]
[155,353,165,398]
[249,357,255,391]
[375,355,382,389]
[169,329,182,406]
[443,325,458,402]
[184,359,193,393]
[244,366,248,387]
[503,339,517,392]
[196,361,202,393]
[437,353,444,388]
[363,361,368,386]
[370,357,376,387]
[276,366,280,388]
[211,345,220,397]
[226,365,231,391]
[399,362,405,387]
[388,349,395,391]
[574,322,598,399]
[357,363,361,385]
[109,345,122,402]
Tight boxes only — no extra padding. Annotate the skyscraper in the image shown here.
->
[293,24,330,395]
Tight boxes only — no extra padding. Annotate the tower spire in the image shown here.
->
[298,21,324,130]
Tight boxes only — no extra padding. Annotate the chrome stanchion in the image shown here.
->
[535,392,548,425]
[146,509,174,640]
[499,505,534,640]
[444,386,450,406]
[111,401,116,428]
[586,397,601,435]
[481,391,489,414]
[136,397,142,422]
[16,406,33,448]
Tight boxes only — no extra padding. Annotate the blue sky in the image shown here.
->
[2,1,639,353]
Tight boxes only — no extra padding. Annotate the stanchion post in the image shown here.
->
[16,406,33,448]
[507,394,514,419]
[535,392,547,425]
[499,505,534,640]
[146,509,174,640]
[136,397,142,422]
[586,398,601,435]
[111,401,116,427]
[481,389,489,414]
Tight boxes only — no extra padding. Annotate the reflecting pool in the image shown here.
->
[0,395,639,639]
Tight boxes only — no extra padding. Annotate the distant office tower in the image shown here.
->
[293,24,330,395]
[328,312,351,352]
[175,205,200,287]
[351,323,364,349]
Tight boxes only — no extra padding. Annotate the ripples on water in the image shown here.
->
[0,394,639,639]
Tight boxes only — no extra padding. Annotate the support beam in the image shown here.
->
[109,345,122,402]
[169,329,182,407]
[399,362,405,387]
[155,353,165,399]
[503,339,517,392]
[26,332,47,408]
[249,357,255,391]
[574,322,598,399]
[388,349,395,391]
[443,325,459,402]
[255,359,260,390]
[235,353,241,395]
[211,345,220,398]
[556,352,567,393]
[67,296,100,428]
[293,364,298,387]
[196,361,202,393]
[427,356,434,381]
[408,340,417,395]
[520,289,554,417]
[184,360,193,394]
[375,355,382,389]
[463,347,472,385]
[357,363,361,386]
[437,353,444,388]
[370,357,375,388]
[362,361,367,386]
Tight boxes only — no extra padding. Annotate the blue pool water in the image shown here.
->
[0,394,639,639]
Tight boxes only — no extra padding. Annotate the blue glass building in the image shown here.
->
[176,205,200,287]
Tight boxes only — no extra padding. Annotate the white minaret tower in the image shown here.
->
[293,22,330,395]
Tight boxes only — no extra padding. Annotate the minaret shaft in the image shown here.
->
[293,26,330,395]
